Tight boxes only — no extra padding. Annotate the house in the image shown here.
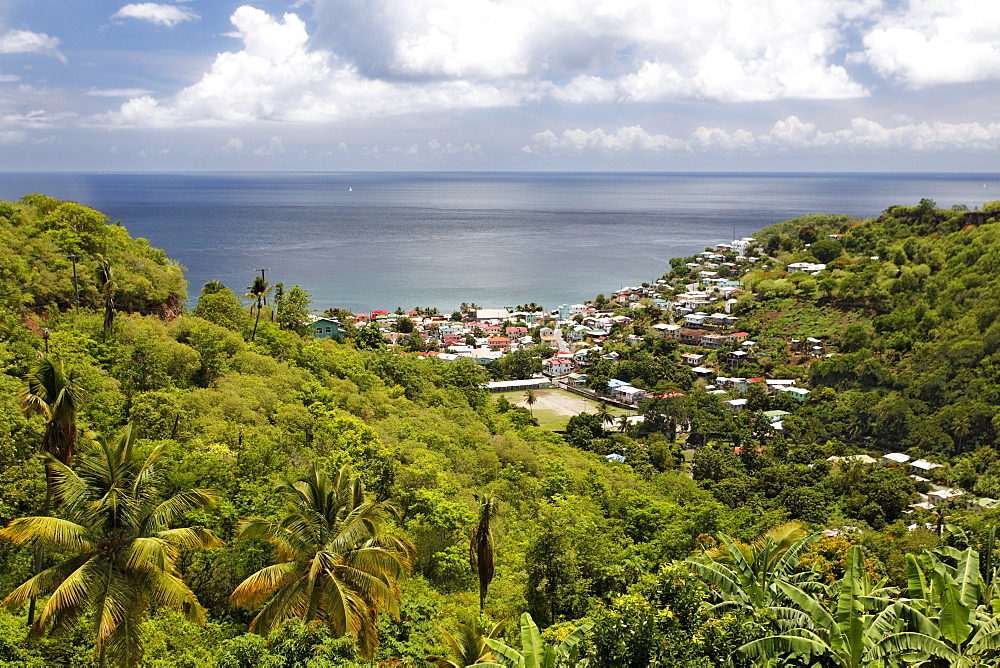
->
[680,330,704,346]
[763,410,790,424]
[883,452,911,465]
[776,386,811,402]
[653,323,681,339]
[828,454,879,466]
[310,317,344,341]
[475,308,510,322]
[910,459,944,474]
[731,237,756,255]
[727,350,748,368]
[614,385,648,404]
[927,488,963,506]
[681,352,705,366]
[725,398,749,410]
[700,334,728,349]
[786,262,827,273]
[542,358,573,376]
[486,337,511,351]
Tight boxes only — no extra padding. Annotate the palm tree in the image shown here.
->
[474,612,591,668]
[231,465,414,659]
[427,619,506,667]
[200,280,225,296]
[616,413,631,433]
[95,257,115,335]
[20,356,85,470]
[470,496,498,613]
[523,389,537,417]
[19,355,86,625]
[595,402,614,432]
[243,275,273,342]
[0,425,222,667]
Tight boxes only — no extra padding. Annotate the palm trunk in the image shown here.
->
[27,467,54,626]
[251,302,262,341]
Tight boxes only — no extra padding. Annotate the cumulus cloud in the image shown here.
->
[219,137,244,154]
[104,1,890,128]
[254,136,285,155]
[524,116,1000,155]
[111,3,199,27]
[104,6,532,127]
[305,0,873,101]
[861,0,1000,87]
[427,139,482,155]
[0,29,66,62]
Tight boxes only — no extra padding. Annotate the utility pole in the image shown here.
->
[66,254,82,308]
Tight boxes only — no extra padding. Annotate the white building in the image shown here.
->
[542,358,574,376]
[732,237,756,255]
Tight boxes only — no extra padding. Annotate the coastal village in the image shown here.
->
[308,233,981,518]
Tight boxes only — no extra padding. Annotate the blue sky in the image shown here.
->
[1,0,999,171]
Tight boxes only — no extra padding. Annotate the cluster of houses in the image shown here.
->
[305,234,841,412]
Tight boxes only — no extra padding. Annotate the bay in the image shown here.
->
[0,171,997,313]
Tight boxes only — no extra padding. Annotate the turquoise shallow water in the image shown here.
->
[0,172,997,312]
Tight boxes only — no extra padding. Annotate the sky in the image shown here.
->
[1,0,999,171]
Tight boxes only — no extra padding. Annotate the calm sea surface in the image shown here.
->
[1,172,997,313]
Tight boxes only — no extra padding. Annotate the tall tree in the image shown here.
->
[470,496,498,613]
[95,257,116,336]
[19,356,86,625]
[0,425,222,667]
[200,280,225,296]
[231,465,413,659]
[243,275,273,342]
[596,402,614,432]
[523,389,537,417]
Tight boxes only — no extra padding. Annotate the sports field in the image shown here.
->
[496,388,633,430]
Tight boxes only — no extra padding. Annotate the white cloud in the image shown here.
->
[104,1,888,128]
[86,87,154,97]
[525,116,1000,155]
[306,0,874,101]
[862,0,1000,87]
[0,130,28,144]
[426,139,482,155]
[0,29,66,63]
[523,126,687,153]
[254,136,285,155]
[219,137,244,154]
[104,6,533,127]
[111,3,199,28]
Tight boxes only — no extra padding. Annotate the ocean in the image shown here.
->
[0,172,997,313]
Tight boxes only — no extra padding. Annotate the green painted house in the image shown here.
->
[311,317,344,342]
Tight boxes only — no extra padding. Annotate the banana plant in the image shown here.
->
[474,612,592,668]
[685,522,821,615]
[737,545,908,668]
[427,619,507,668]
[871,547,1000,666]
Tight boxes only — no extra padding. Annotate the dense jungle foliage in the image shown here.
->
[2,194,1000,666]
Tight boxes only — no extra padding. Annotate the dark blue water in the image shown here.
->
[0,172,997,313]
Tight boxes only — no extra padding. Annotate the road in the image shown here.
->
[552,323,569,353]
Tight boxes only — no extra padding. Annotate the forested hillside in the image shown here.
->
[2,193,1000,667]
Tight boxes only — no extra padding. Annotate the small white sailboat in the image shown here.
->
[349,186,353,192]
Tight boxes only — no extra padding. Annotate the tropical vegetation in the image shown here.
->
[0,193,999,665]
